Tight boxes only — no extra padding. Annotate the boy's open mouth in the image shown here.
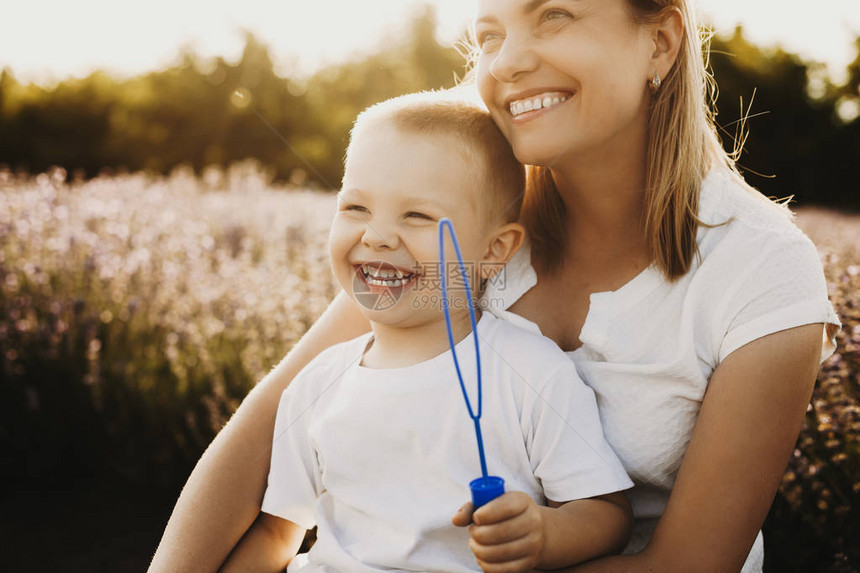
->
[356,262,418,288]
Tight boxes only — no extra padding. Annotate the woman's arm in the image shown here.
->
[218,513,305,573]
[148,291,371,573]
[564,323,825,573]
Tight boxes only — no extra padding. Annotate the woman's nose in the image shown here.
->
[361,225,399,250]
[490,36,539,83]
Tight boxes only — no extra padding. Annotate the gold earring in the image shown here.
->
[650,72,662,92]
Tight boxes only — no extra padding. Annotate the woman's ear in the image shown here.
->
[651,7,684,81]
[480,222,526,280]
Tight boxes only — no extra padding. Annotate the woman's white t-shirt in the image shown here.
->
[481,167,841,573]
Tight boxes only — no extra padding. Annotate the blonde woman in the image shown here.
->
[150,1,840,572]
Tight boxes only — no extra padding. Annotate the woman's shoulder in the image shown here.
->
[694,167,840,363]
[690,166,830,285]
[692,166,830,290]
[697,166,810,247]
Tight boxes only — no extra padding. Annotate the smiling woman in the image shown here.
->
[464,1,840,572]
[473,0,717,279]
[149,1,840,572]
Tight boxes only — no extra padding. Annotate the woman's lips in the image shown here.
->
[507,91,574,123]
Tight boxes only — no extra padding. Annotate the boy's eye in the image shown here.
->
[405,211,433,220]
[342,203,368,213]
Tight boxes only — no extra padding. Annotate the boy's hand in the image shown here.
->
[451,492,546,573]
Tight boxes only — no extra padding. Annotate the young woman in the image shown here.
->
[149,1,840,572]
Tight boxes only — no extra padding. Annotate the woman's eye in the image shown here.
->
[342,204,368,213]
[542,9,571,22]
[477,31,502,49]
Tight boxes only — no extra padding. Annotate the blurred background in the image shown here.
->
[0,1,858,571]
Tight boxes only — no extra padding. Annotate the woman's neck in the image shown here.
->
[362,310,476,369]
[550,131,649,261]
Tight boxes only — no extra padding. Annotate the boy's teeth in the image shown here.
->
[360,264,413,285]
[509,92,570,117]
[366,277,406,287]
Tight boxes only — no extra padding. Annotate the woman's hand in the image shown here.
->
[453,492,546,573]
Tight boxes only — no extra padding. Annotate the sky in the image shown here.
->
[3,0,860,86]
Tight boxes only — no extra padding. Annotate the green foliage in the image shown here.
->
[708,28,860,208]
[0,7,466,191]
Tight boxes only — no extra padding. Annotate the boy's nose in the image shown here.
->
[361,226,399,250]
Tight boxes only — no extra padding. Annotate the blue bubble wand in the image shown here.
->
[438,218,504,508]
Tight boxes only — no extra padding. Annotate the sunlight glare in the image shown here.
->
[2,0,859,84]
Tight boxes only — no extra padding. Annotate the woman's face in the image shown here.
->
[474,0,655,167]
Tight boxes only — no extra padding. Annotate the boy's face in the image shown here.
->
[330,124,492,326]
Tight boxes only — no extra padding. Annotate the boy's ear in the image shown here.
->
[480,222,526,280]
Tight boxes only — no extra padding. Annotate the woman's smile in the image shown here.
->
[507,90,573,122]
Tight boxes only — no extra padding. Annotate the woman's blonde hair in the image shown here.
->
[473,0,778,280]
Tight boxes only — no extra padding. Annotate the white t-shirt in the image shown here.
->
[262,311,633,573]
[481,167,842,573]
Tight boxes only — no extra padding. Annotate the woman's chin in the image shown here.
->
[509,135,578,169]
[514,147,571,170]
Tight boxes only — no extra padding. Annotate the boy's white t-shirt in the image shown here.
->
[262,312,632,573]
[481,166,842,573]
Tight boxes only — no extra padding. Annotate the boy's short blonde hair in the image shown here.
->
[347,90,525,228]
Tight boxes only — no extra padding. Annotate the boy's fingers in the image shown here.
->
[469,510,538,545]
[469,531,540,564]
[475,555,538,573]
[451,502,475,527]
[472,492,531,525]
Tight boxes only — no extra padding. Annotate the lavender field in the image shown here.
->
[1,168,858,572]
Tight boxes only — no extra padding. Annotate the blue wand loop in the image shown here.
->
[438,218,505,508]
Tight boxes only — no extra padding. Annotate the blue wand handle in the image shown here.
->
[438,218,505,508]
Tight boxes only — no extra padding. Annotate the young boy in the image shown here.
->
[220,91,633,573]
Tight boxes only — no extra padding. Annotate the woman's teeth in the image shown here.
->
[360,263,414,287]
[509,92,570,118]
